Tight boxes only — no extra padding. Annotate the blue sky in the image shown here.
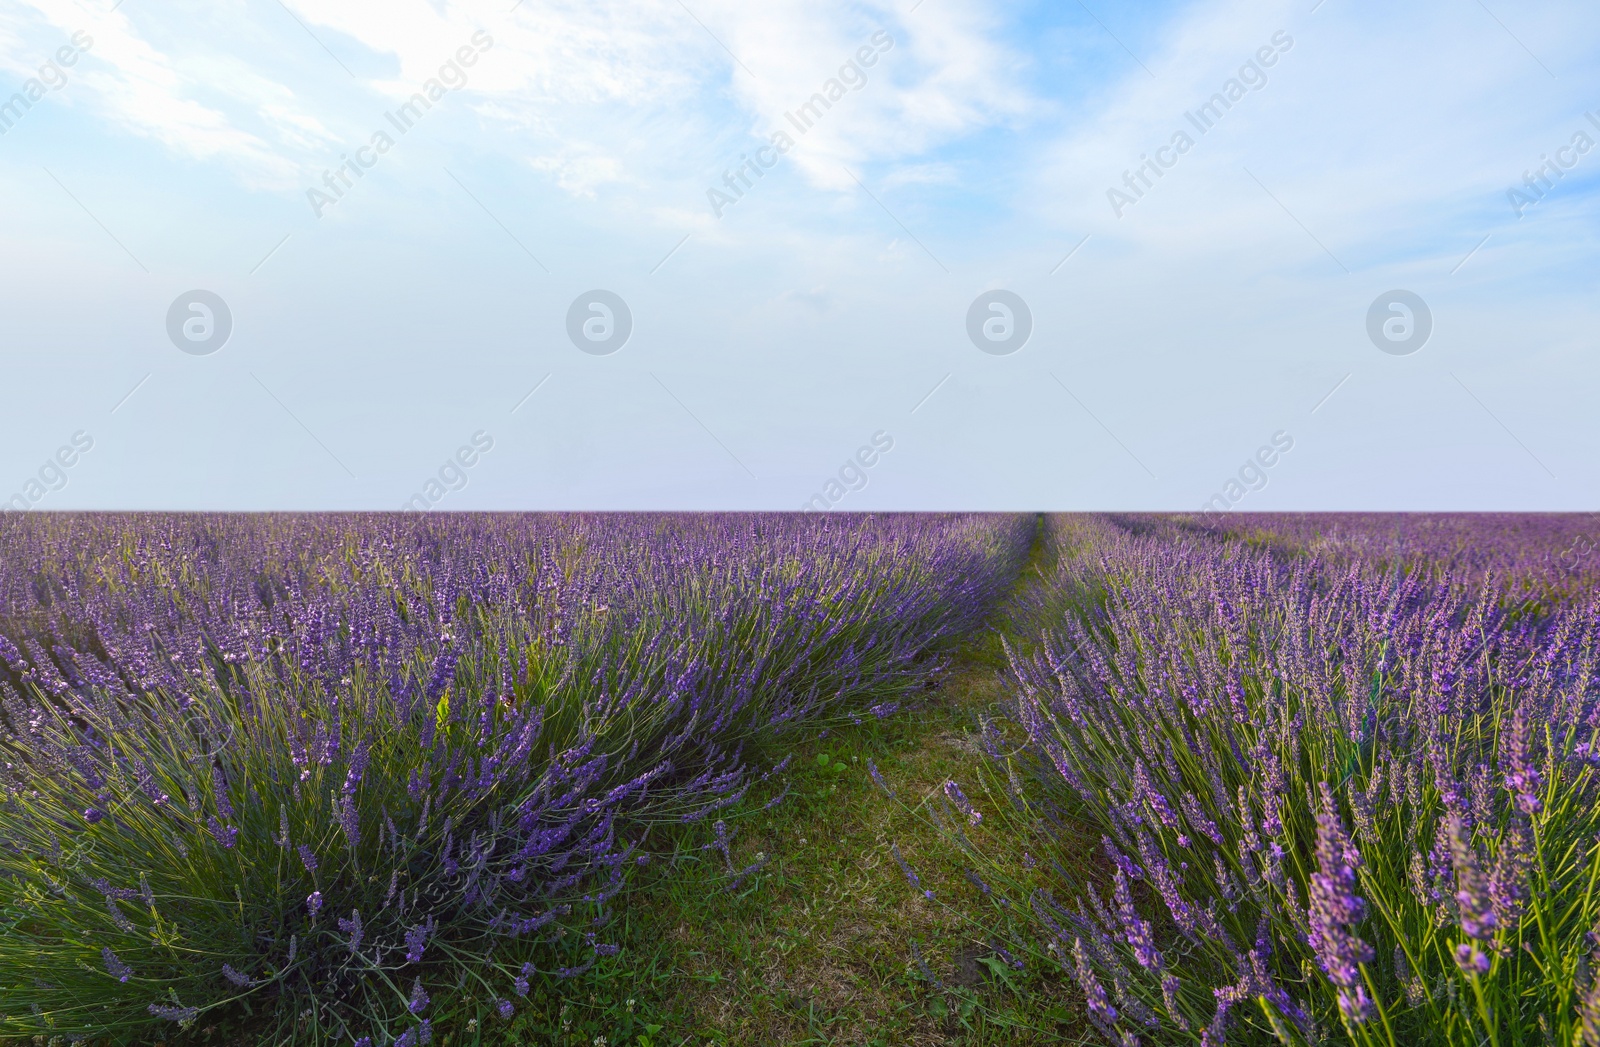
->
[0,0,1596,510]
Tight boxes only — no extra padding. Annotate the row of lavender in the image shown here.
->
[1164,512,1600,605]
[0,512,1033,1044]
[936,515,1600,1045]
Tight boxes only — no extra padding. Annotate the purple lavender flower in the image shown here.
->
[336,795,360,850]
[1306,785,1373,1024]
[221,963,251,987]
[148,1001,199,1023]
[343,740,370,795]
[1160,974,1188,1031]
[1580,960,1600,1047]
[104,893,135,933]
[211,766,233,819]
[407,977,430,1014]
[1455,942,1490,975]
[866,759,894,797]
[943,781,981,825]
[1112,866,1162,970]
[497,999,514,1019]
[1072,937,1117,1026]
[1133,759,1178,828]
[908,938,944,988]
[297,844,318,873]
[889,843,921,891]
[1502,702,1543,816]
[206,816,237,849]
[338,909,364,954]
[1447,814,1497,941]
[405,920,432,964]
[101,947,132,983]
[306,891,322,916]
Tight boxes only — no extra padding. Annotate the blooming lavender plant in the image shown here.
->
[0,511,1031,1042]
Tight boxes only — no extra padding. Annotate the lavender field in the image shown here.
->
[925,514,1600,1046]
[0,513,1596,1046]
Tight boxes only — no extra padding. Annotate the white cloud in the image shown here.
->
[5,0,1039,221]
[1024,0,1600,274]
[283,0,1033,199]
[704,0,1034,191]
[6,0,307,189]
[525,144,631,198]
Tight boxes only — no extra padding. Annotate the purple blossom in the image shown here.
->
[101,947,132,983]
[866,759,894,797]
[407,977,430,1014]
[336,795,360,850]
[104,893,135,933]
[148,1001,198,1023]
[943,780,981,825]
[405,920,433,964]
[909,938,943,988]
[306,891,322,916]
[1112,866,1162,970]
[1580,960,1600,1047]
[1502,702,1543,816]
[206,816,237,850]
[343,740,370,795]
[338,909,364,954]
[1306,785,1373,1024]
[1454,942,1490,975]
[1072,937,1117,1026]
[211,767,233,819]
[889,842,920,890]
[1448,814,1497,941]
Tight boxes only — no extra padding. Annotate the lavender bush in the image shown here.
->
[0,512,1031,1043]
[944,515,1600,1044]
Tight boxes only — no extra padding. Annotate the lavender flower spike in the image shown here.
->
[102,946,132,983]
[408,977,430,1015]
[1307,784,1374,1024]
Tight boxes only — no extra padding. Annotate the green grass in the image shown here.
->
[474,671,1090,1046]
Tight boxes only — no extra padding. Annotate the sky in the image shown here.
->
[0,0,1596,511]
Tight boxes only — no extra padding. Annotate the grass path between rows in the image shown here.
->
[480,518,1096,1047]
